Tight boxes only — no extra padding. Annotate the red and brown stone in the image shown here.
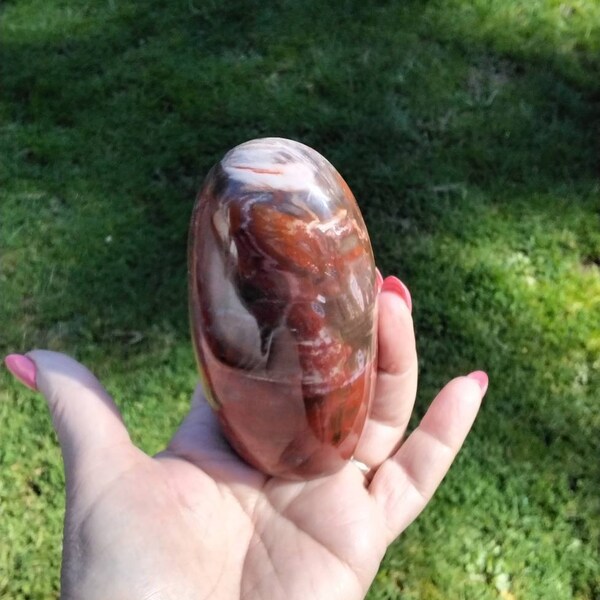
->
[189,138,378,478]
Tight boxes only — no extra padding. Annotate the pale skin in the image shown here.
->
[18,285,486,600]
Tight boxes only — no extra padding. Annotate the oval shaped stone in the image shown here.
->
[188,137,378,479]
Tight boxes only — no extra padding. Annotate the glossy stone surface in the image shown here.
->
[189,138,378,479]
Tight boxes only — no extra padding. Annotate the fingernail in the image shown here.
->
[381,276,412,312]
[4,354,38,391]
[375,268,383,289]
[467,370,488,395]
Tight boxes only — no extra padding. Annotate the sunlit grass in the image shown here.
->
[1,0,599,598]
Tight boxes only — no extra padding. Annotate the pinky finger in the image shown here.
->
[370,372,487,542]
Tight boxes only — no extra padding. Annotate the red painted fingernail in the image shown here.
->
[375,267,384,289]
[4,354,38,391]
[381,276,412,312]
[467,370,488,395]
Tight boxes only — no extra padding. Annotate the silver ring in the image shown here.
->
[350,457,375,484]
[350,458,370,475]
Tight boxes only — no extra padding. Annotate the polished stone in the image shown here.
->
[189,137,378,478]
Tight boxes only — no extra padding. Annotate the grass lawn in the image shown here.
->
[1,0,599,598]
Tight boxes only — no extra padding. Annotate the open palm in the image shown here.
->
[18,284,486,600]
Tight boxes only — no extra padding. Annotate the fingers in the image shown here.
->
[353,276,418,467]
[6,350,134,480]
[370,372,487,542]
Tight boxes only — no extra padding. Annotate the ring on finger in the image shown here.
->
[350,458,375,484]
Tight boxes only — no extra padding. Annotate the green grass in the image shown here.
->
[1,0,599,598]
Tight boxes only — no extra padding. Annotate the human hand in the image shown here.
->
[4,276,487,600]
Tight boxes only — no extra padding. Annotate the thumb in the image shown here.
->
[5,350,133,479]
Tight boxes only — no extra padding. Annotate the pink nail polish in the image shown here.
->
[467,370,488,395]
[4,354,38,391]
[381,276,412,312]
